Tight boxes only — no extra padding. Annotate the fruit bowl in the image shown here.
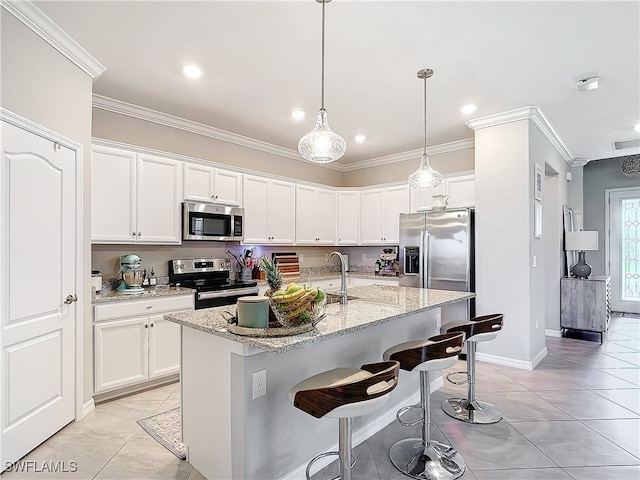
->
[268,285,326,328]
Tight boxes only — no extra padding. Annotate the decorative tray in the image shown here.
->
[225,317,324,337]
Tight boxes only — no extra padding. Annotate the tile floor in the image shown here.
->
[2,314,639,480]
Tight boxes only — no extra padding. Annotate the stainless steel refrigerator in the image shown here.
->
[399,209,475,322]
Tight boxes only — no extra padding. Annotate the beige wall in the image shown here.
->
[341,148,475,187]
[93,109,344,187]
[1,12,95,407]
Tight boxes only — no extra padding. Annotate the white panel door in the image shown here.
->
[137,154,182,244]
[148,315,182,379]
[337,191,360,244]
[360,189,384,244]
[213,169,242,206]
[269,180,295,243]
[295,185,318,244]
[1,121,76,466]
[242,175,270,243]
[383,185,409,244]
[316,188,336,244]
[447,174,475,207]
[184,163,215,203]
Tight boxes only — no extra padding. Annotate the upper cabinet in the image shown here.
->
[183,163,242,206]
[360,185,409,244]
[336,191,360,245]
[410,173,475,212]
[242,175,295,244]
[295,185,336,245]
[91,146,182,244]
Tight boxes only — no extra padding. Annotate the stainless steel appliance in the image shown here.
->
[399,209,475,321]
[183,201,244,241]
[169,258,258,309]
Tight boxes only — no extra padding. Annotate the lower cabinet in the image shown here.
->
[93,294,193,394]
[560,276,611,342]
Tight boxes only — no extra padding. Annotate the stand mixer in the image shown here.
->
[116,254,145,294]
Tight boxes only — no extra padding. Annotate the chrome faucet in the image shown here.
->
[329,251,348,304]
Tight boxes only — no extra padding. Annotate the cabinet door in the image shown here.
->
[184,163,215,202]
[360,189,384,244]
[446,174,475,207]
[383,185,409,244]
[91,146,137,243]
[337,191,360,245]
[295,185,318,244]
[137,154,183,244]
[316,188,336,244]
[410,182,446,212]
[213,169,242,206]
[269,180,296,243]
[148,315,182,379]
[242,175,270,243]
[94,317,148,393]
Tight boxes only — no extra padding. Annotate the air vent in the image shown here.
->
[613,138,640,150]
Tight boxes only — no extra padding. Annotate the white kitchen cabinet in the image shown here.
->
[93,294,193,394]
[295,185,335,245]
[242,175,295,244]
[360,185,409,244]
[91,145,183,244]
[336,191,360,245]
[411,173,475,212]
[183,162,242,206]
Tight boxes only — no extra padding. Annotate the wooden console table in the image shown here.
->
[560,276,611,343]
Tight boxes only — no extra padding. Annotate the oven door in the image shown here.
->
[195,286,259,309]
[183,202,243,241]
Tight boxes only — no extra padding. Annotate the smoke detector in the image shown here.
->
[576,76,599,92]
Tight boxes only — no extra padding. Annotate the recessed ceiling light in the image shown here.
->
[576,76,599,92]
[634,123,640,133]
[291,109,305,120]
[354,134,366,143]
[460,104,477,115]
[182,64,202,80]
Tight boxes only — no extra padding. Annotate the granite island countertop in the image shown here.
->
[92,286,194,304]
[164,285,474,353]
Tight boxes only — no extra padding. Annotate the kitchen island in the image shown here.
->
[165,285,474,480]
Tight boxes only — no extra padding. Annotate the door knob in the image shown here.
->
[64,294,77,304]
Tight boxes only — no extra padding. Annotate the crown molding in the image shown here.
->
[339,139,475,172]
[466,106,575,167]
[92,94,344,172]
[93,94,474,173]
[2,0,105,79]
[570,158,590,167]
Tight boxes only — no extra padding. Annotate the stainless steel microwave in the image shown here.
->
[183,202,244,241]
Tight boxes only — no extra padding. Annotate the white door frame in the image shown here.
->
[0,108,85,459]
[605,186,640,313]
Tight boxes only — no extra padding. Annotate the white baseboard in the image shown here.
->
[476,347,548,371]
[279,376,443,480]
[545,329,562,337]
[80,398,95,419]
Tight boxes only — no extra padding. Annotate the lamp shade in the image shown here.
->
[565,231,599,251]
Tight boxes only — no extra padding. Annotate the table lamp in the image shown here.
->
[565,231,599,278]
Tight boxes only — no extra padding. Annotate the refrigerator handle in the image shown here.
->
[420,230,426,288]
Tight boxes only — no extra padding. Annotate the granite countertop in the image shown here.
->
[255,271,398,286]
[93,286,194,304]
[164,285,474,353]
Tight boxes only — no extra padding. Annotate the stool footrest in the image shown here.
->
[396,404,423,427]
[446,371,470,385]
[305,451,356,480]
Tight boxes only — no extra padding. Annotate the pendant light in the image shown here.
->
[408,69,442,189]
[298,0,346,164]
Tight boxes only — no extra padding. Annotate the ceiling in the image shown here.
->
[33,0,640,167]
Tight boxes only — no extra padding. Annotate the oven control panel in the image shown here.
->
[170,258,231,274]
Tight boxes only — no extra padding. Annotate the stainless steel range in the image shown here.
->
[169,258,259,309]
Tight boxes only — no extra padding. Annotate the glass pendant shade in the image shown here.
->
[408,153,442,189]
[298,108,346,163]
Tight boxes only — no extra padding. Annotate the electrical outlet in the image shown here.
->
[532,256,537,267]
[325,253,329,261]
[252,369,266,399]
[299,254,304,263]
[362,253,366,261]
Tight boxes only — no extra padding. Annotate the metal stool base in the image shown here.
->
[305,451,356,480]
[441,398,503,424]
[389,438,466,480]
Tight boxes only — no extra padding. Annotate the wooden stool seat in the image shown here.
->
[441,314,504,425]
[383,332,466,480]
[290,361,399,480]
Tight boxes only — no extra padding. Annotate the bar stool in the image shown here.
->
[290,361,400,480]
[440,313,504,424]
[383,332,466,480]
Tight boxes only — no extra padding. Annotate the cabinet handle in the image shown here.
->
[64,294,77,304]
[145,323,148,328]
[138,232,141,237]
[132,232,136,237]
[150,322,155,327]
[146,305,152,309]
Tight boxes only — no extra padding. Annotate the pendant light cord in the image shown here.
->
[321,0,326,110]
[423,76,427,155]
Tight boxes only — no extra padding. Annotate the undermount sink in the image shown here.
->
[325,292,359,304]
